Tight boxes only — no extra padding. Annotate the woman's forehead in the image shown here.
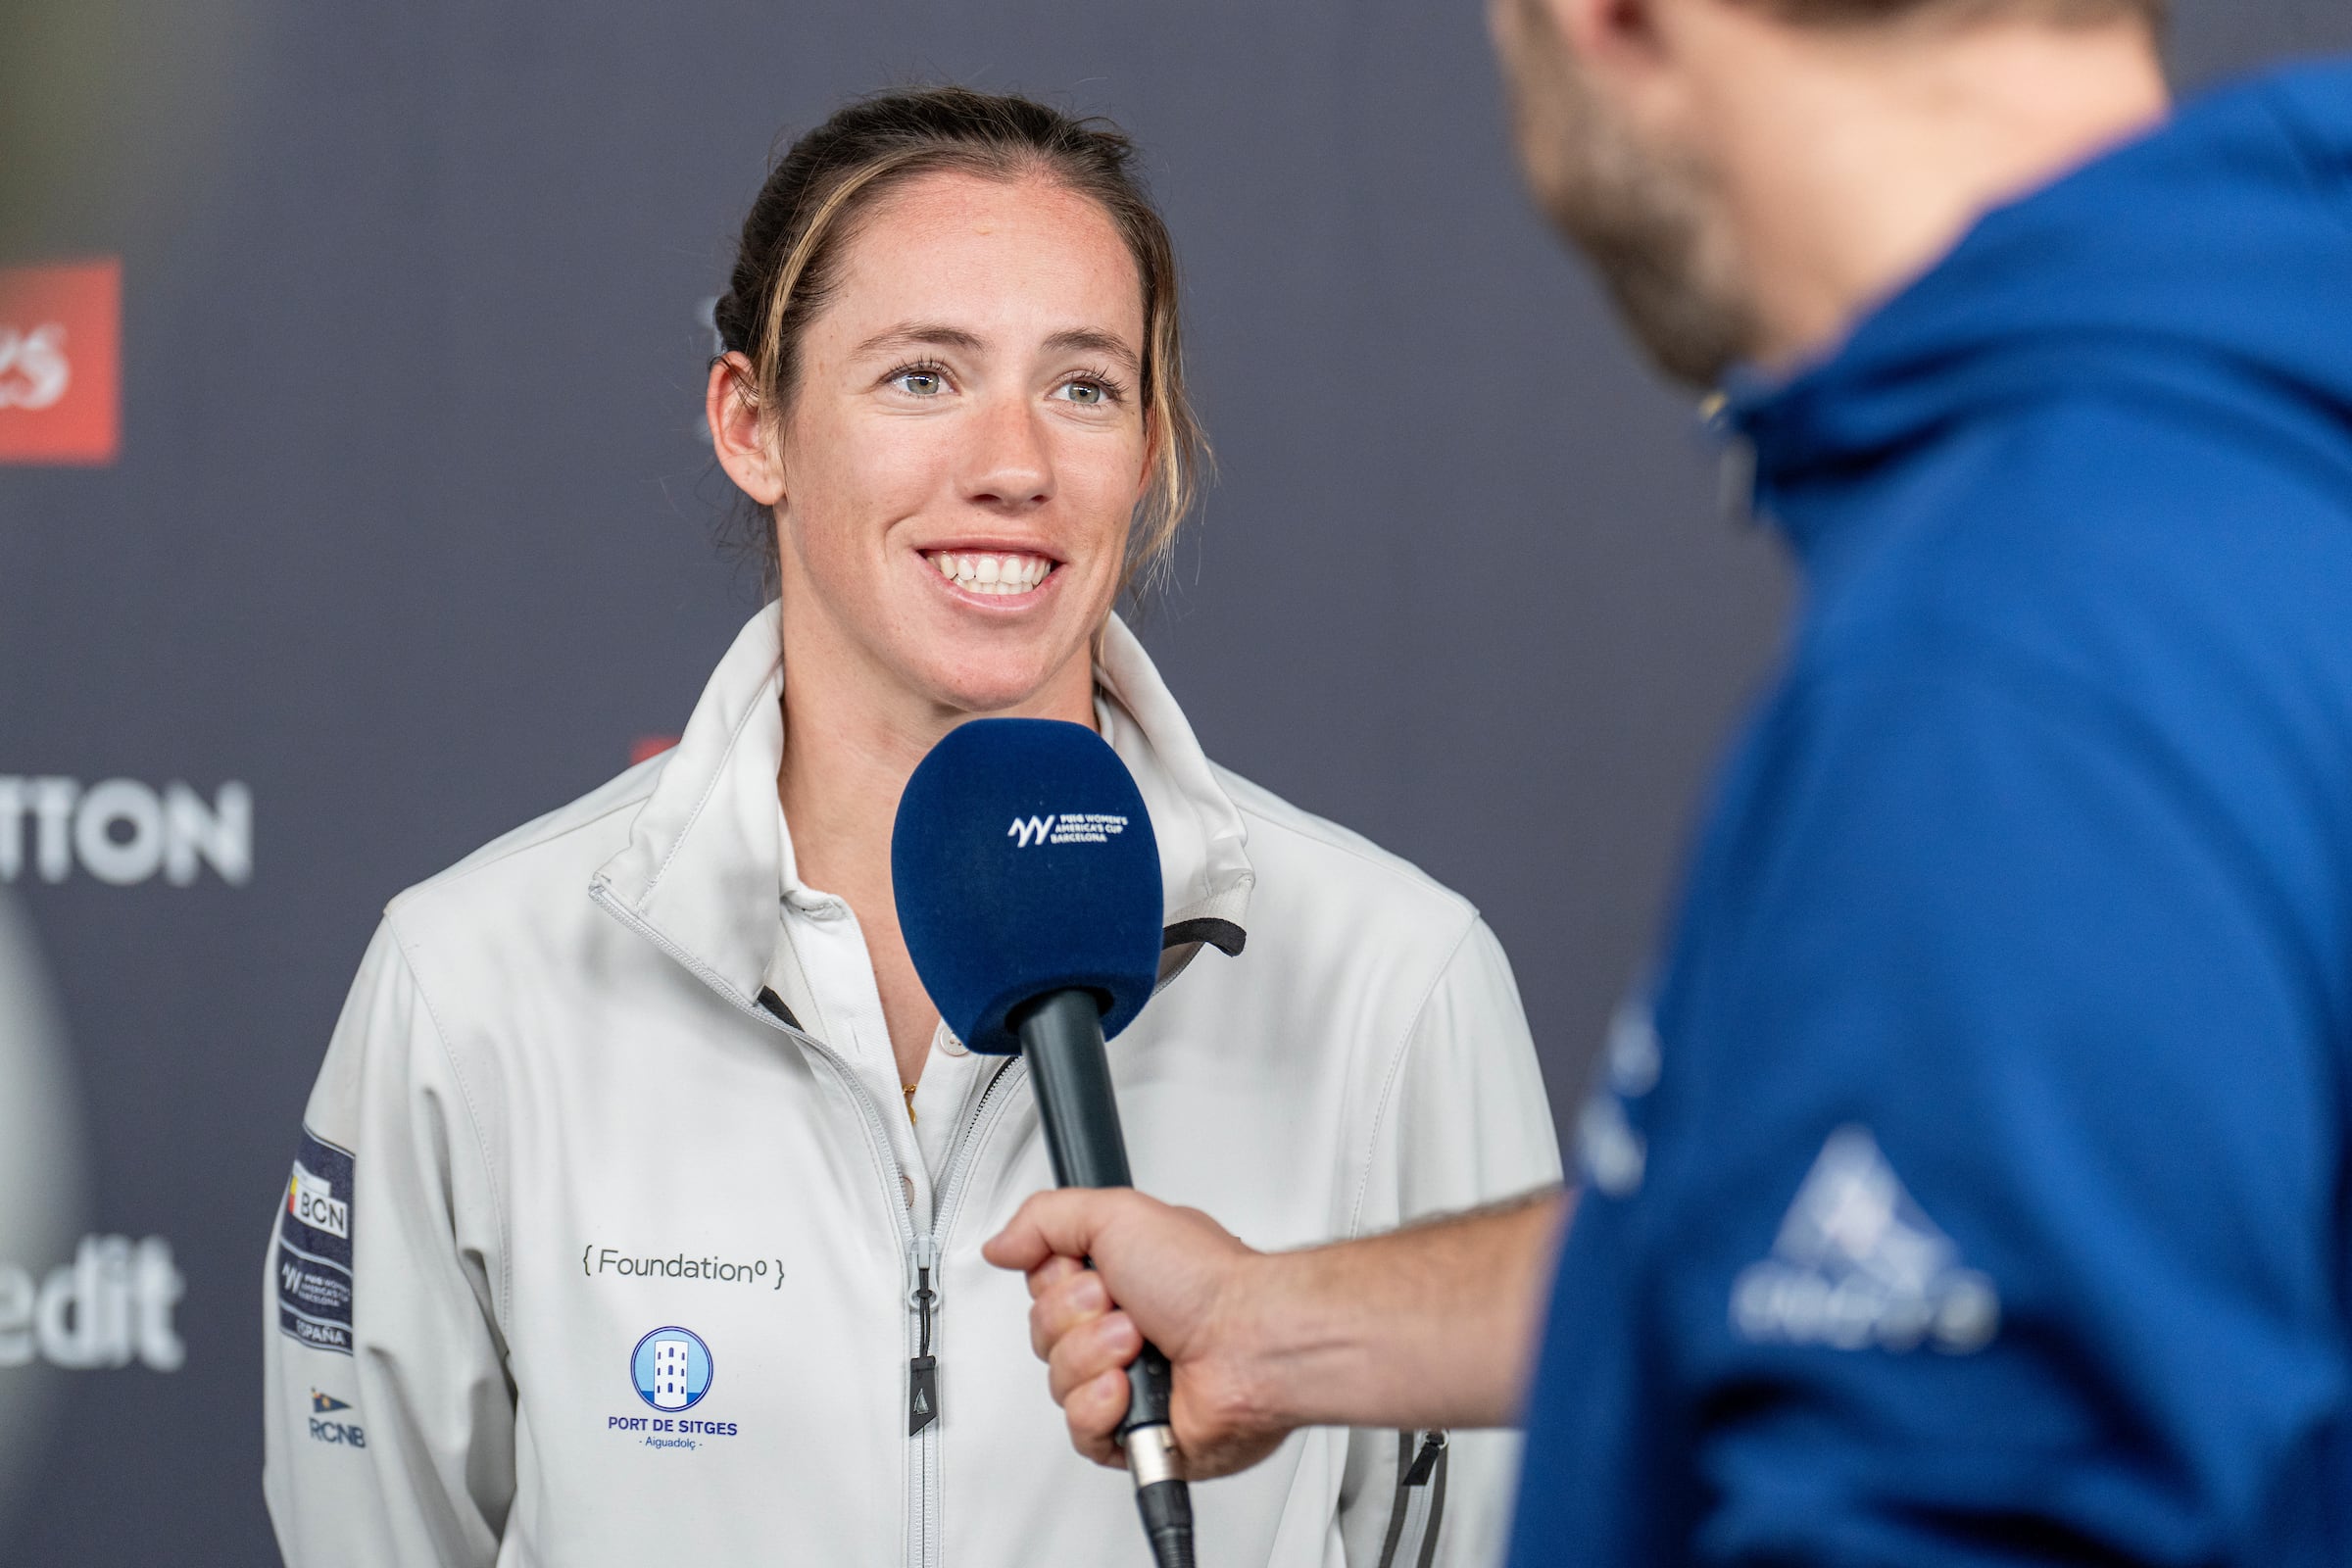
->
[823,170,1146,347]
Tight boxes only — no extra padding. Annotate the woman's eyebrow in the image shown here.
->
[1043,328,1140,372]
[850,321,1140,372]
[853,321,986,359]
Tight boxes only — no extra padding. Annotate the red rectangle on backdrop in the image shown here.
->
[0,259,122,466]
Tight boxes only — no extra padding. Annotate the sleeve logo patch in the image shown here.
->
[307,1390,366,1447]
[275,1126,355,1355]
[1731,1125,2000,1356]
[287,1162,348,1240]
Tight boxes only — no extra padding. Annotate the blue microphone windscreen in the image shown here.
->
[892,718,1164,1055]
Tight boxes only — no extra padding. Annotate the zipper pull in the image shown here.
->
[1403,1430,1447,1488]
[908,1235,941,1436]
[907,1357,939,1436]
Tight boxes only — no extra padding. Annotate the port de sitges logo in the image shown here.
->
[612,1325,737,1451]
[1006,812,1129,849]
[0,778,251,887]
[633,1326,712,1411]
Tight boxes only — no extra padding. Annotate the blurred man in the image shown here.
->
[989,0,2352,1559]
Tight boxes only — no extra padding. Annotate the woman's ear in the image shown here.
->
[707,353,786,505]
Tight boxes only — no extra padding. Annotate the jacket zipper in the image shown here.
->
[907,1233,941,1437]
[1376,1430,1451,1568]
[588,878,1029,1568]
[908,1054,1023,1568]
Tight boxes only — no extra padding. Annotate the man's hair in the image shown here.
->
[1740,0,2166,29]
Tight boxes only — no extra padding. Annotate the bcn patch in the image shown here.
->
[276,1126,354,1354]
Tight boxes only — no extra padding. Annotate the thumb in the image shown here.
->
[983,1188,1120,1275]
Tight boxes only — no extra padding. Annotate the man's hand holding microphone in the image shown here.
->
[984,1186,1573,1476]
[890,710,1573,1513]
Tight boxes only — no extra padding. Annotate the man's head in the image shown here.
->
[1492,0,2169,386]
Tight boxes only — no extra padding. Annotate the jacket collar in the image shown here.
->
[591,605,1254,1008]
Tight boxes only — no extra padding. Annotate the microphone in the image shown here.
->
[893,718,1195,1568]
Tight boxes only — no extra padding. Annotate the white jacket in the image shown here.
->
[264,607,1561,1568]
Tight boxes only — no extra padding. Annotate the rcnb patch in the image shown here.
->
[275,1126,355,1354]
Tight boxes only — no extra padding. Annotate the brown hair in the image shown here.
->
[713,87,1208,593]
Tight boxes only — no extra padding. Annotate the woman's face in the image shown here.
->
[744,170,1152,719]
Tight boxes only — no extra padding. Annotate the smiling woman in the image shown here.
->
[262,87,1560,1568]
[701,96,1208,1124]
[710,88,1203,600]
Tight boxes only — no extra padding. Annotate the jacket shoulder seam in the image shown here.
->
[390,780,657,918]
[1344,911,1483,1241]
[381,911,514,1332]
[1225,791,1479,923]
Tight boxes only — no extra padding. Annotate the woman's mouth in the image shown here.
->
[922,550,1056,597]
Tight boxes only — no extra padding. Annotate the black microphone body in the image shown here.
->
[890,718,1193,1566]
[1012,989,1194,1568]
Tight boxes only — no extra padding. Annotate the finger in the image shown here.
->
[1066,1368,1132,1468]
[1048,1308,1142,1405]
[1047,1309,1139,1404]
[1024,1251,1085,1303]
[983,1188,1120,1274]
[1028,1268,1110,1361]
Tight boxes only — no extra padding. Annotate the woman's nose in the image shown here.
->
[959,394,1053,512]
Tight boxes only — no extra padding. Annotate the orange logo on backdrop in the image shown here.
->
[0,259,122,466]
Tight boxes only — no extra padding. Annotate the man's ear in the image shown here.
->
[707,352,785,506]
[1548,0,1697,142]
[1554,0,1674,80]
[1494,0,1679,117]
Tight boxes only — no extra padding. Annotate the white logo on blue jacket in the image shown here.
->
[1732,1126,2000,1355]
[1576,1002,1661,1199]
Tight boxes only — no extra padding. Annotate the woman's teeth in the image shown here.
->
[931,552,1054,596]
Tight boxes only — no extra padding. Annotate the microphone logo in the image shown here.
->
[1007,815,1058,848]
[1006,812,1131,849]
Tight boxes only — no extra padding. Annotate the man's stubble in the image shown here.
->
[1497,0,1761,388]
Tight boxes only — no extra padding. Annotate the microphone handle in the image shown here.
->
[1017,987,1137,1188]
[1013,989,1196,1568]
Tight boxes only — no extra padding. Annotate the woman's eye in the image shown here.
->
[1056,380,1108,407]
[891,369,946,397]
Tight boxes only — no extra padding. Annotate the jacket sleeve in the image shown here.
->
[263,917,514,1566]
[1337,916,1564,1568]
[1576,662,2346,1565]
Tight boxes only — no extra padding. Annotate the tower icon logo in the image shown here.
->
[629,1326,713,1412]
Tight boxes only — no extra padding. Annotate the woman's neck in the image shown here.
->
[773,598,1100,1091]
[774,609,1102,886]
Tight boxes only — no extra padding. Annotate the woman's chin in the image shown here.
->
[913,652,1089,722]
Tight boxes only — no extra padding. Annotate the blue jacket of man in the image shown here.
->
[1510,60,2352,1567]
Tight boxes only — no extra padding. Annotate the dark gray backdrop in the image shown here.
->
[3,2,2347,1559]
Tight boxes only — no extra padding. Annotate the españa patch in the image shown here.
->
[276,1126,355,1354]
